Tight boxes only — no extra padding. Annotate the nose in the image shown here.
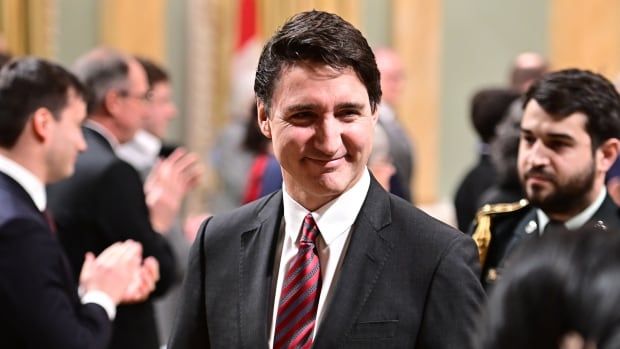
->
[313,116,342,156]
[526,140,551,167]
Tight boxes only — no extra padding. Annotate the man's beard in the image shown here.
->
[523,162,596,216]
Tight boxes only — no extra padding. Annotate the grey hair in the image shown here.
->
[72,47,130,114]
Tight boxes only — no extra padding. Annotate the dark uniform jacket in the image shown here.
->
[471,194,620,289]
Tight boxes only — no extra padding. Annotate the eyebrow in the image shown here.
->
[521,127,576,142]
[335,102,366,110]
[283,103,317,114]
[283,101,366,114]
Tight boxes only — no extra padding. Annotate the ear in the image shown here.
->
[371,105,379,125]
[257,101,272,139]
[597,138,620,172]
[31,108,54,143]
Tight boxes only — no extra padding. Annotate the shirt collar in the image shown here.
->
[130,129,162,158]
[282,168,371,245]
[0,154,46,211]
[84,119,120,150]
[116,129,162,167]
[537,187,607,233]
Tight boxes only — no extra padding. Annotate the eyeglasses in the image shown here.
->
[118,90,151,102]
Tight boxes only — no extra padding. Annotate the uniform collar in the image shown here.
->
[537,187,607,233]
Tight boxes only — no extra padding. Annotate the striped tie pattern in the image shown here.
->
[274,213,322,349]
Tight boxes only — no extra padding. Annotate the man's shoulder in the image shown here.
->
[0,176,41,227]
[386,193,467,248]
[205,191,283,236]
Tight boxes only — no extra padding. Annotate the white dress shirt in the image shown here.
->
[116,129,162,175]
[268,169,371,347]
[0,154,117,320]
[537,187,608,233]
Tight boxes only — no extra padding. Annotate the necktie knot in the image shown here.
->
[300,213,319,245]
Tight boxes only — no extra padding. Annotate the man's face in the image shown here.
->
[46,89,87,183]
[518,100,601,217]
[258,63,377,211]
[375,50,405,106]
[115,59,149,143]
[143,81,177,139]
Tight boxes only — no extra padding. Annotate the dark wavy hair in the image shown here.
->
[476,227,620,349]
[524,69,620,149]
[0,57,85,148]
[254,10,381,115]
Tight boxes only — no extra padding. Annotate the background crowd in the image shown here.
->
[1,1,620,349]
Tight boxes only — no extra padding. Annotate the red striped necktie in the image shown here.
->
[274,213,322,349]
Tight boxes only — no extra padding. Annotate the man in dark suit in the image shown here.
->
[47,48,177,349]
[472,69,620,289]
[374,47,415,202]
[0,57,158,348]
[170,11,484,349]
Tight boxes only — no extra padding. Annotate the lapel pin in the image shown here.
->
[525,220,537,235]
[593,220,607,231]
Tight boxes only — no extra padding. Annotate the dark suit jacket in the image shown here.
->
[477,194,620,289]
[169,176,484,348]
[0,172,111,349]
[47,127,177,349]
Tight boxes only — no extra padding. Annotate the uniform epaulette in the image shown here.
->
[472,199,529,266]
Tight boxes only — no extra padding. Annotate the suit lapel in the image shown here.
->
[313,178,394,347]
[504,208,538,258]
[238,191,283,349]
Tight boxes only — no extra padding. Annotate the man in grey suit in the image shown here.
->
[170,10,484,349]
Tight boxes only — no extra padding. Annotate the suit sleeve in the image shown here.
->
[95,161,177,297]
[416,234,485,349]
[0,218,111,349]
[168,219,210,349]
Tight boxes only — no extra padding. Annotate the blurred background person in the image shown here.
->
[478,101,526,206]
[509,51,549,94]
[374,47,416,202]
[47,48,176,349]
[471,69,620,289]
[0,57,156,349]
[240,104,282,203]
[454,87,519,231]
[476,227,620,349]
[117,56,203,345]
[605,74,620,206]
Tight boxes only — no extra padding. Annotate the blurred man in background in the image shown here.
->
[48,48,177,349]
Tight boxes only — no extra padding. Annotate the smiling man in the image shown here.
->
[170,10,484,349]
[472,69,620,289]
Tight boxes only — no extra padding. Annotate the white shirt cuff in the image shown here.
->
[80,290,117,320]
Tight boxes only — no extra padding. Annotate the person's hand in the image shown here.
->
[79,240,142,304]
[145,148,204,233]
[120,256,160,304]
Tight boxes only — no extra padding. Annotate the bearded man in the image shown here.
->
[471,69,620,289]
